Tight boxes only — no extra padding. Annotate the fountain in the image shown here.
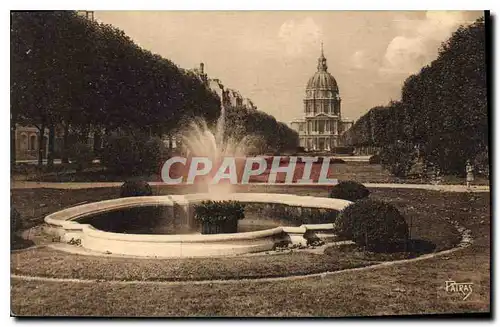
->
[43,102,353,257]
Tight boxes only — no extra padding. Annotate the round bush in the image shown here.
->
[120,181,153,198]
[368,154,381,164]
[334,199,409,252]
[329,180,370,202]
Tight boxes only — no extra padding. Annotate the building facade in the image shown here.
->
[290,46,353,152]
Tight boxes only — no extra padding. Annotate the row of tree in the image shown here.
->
[11,11,221,167]
[223,104,299,154]
[342,17,487,175]
[11,11,299,167]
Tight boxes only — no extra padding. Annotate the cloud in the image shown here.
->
[350,50,381,70]
[278,17,322,57]
[350,50,366,69]
[380,11,475,75]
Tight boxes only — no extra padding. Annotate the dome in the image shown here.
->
[306,46,339,93]
[306,71,339,92]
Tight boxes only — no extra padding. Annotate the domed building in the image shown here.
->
[290,45,353,152]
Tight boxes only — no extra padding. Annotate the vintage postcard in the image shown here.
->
[10,9,490,318]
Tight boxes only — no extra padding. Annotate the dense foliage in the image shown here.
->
[100,134,168,175]
[223,105,299,154]
[329,181,370,202]
[334,199,409,252]
[11,11,299,167]
[342,17,487,176]
[119,181,153,198]
[379,142,417,177]
[66,142,95,172]
[11,11,220,166]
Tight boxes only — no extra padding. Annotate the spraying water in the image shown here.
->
[180,101,258,194]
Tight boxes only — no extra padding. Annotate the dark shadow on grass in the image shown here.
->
[11,235,35,251]
[325,238,437,262]
[366,238,437,255]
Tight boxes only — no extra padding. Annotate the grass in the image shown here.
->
[11,247,374,282]
[11,187,120,231]
[10,186,490,316]
[13,161,490,185]
[11,245,490,317]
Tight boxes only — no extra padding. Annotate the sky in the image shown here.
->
[94,10,483,124]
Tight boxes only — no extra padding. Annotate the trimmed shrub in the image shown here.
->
[329,180,370,202]
[368,154,381,164]
[11,207,23,233]
[334,199,409,252]
[120,181,153,198]
[194,200,245,234]
[67,142,94,172]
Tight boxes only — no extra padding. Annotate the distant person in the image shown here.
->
[435,167,442,185]
[466,160,474,189]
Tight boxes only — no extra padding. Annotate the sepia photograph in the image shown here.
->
[9,6,491,318]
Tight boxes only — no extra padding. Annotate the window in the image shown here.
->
[29,135,37,151]
[318,120,325,134]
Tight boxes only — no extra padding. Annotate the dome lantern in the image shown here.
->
[317,42,328,72]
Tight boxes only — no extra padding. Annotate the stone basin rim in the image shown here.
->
[43,193,352,255]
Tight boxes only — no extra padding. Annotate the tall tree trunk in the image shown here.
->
[37,123,45,168]
[61,122,70,164]
[79,124,90,145]
[47,124,55,169]
[11,120,16,167]
[93,127,101,153]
